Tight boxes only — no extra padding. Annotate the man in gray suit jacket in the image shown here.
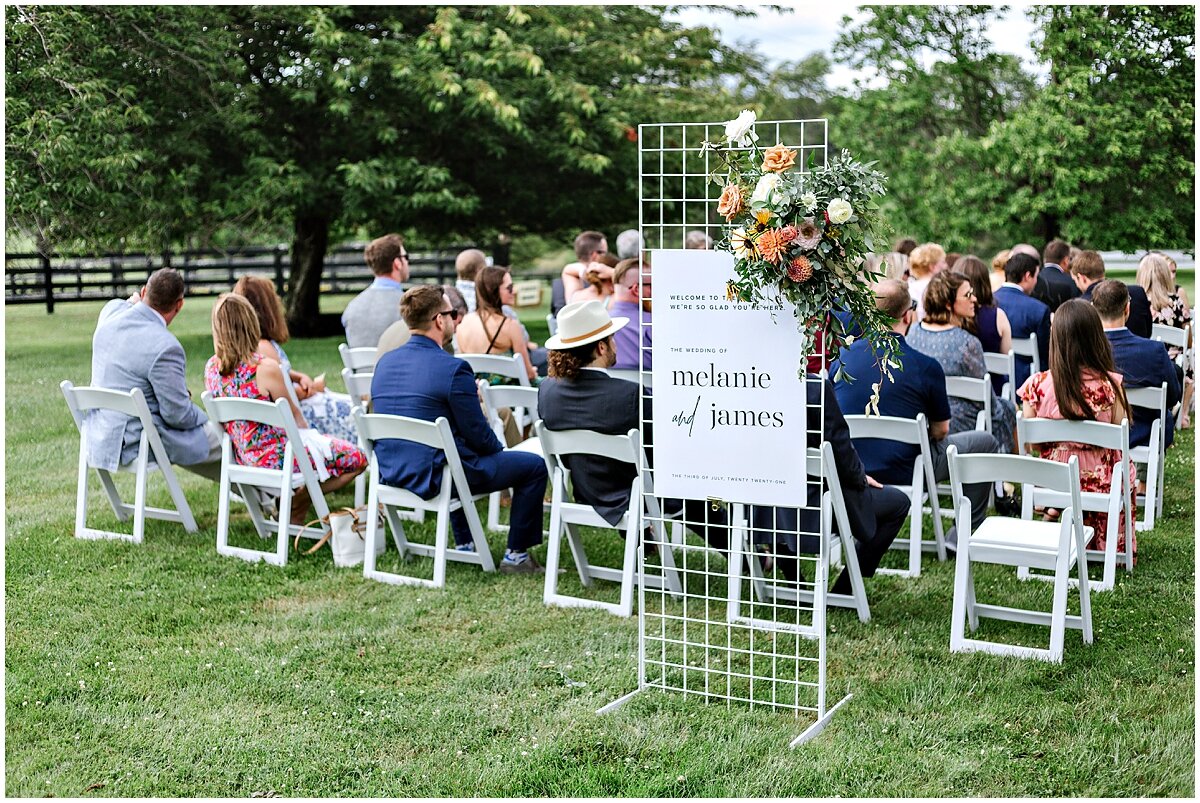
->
[88,268,220,478]
[342,233,410,348]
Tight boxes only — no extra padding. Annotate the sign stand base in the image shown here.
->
[789,692,853,748]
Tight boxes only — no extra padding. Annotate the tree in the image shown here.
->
[6,5,759,333]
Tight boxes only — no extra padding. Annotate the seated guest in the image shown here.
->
[956,255,1013,394]
[561,230,612,300]
[833,280,998,543]
[569,252,618,307]
[892,237,917,256]
[1092,279,1180,448]
[1072,250,1152,338]
[205,294,366,524]
[455,266,539,383]
[907,271,1018,454]
[454,248,487,313]
[995,253,1051,390]
[1156,251,1191,318]
[1018,299,1136,558]
[684,230,712,250]
[88,268,221,479]
[1139,252,1193,427]
[616,228,642,260]
[989,248,1010,293]
[609,258,653,371]
[1032,238,1080,312]
[907,242,947,320]
[342,234,409,348]
[371,286,548,572]
[233,275,357,443]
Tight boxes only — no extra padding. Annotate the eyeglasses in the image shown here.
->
[963,289,976,299]
[503,284,514,292]
[398,252,409,261]
[909,299,918,312]
[437,309,459,321]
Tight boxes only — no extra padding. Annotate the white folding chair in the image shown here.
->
[1016,418,1134,592]
[844,413,946,577]
[1009,332,1040,379]
[341,367,373,406]
[61,381,199,543]
[537,423,681,617]
[737,442,871,623]
[339,343,378,375]
[945,375,992,433]
[353,410,495,589]
[275,360,304,415]
[200,392,332,567]
[1153,323,1191,430]
[983,350,1016,406]
[459,353,530,388]
[606,368,652,389]
[479,384,545,534]
[948,450,1093,663]
[545,313,558,336]
[1125,383,1167,531]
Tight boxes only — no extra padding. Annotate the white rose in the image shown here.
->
[749,173,779,206]
[723,109,759,147]
[827,198,853,224]
[800,192,818,212]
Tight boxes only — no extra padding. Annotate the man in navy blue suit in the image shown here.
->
[995,253,1052,391]
[1072,250,1154,339]
[1032,239,1080,312]
[1092,279,1180,449]
[371,285,548,573]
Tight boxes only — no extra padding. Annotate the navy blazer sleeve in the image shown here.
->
[1036,308,1052,371]
[446,362,503,456]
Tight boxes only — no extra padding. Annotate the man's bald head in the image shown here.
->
[455,248,487,282]
[874,279,913,321]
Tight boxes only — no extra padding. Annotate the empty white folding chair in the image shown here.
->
[200,392,333,567]
[983,350,1016,406]
[1125,383,1167,531]
[948,449,1093,663]
[479,384,545,534]
[1016,418,1134,592]
[353,410,494,588]
[545,313,558,336]
[60,381,199,543]
[1009,332,1041,379]
[736,442,871,623]
[844,413,946,577]
[1152,323,1191,430]
[339,343,378,375]
[537,424,681,617]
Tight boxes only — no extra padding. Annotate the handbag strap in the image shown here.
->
[294,507,361,556]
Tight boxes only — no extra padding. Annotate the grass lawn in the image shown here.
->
[5,296,1195,797]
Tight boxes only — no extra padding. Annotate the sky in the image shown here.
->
[669,3,1045,90]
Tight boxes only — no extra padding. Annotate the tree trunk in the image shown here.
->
[285,214,339,337]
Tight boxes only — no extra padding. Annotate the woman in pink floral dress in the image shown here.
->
[1018,299,1137,560]
[204,294,365,523]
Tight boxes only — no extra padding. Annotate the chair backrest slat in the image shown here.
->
[1018,417,1129,454]
[481,385,540,414]
[355,412,452,452]
[1152,323,1188,349]
[341,368,373,403]
[1125,382,1168,415]
[339,344,378,373]
[458,353,529,387]
[944,375,990,403]
[538,425,639,464]
[1008,333,1040,373]
[844,413,926,445]
[64,384,145,417]
[950,451,1076,489]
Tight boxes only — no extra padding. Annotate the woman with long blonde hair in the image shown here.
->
[204,294,365,523]
[1138,252,1193,426]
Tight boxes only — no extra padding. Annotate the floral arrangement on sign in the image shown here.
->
[700,110,899,398]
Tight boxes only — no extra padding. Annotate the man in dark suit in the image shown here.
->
[1092,279,1180,449]
[1032,239,1080,312]
[371,285,548,573]
[995,253,1052,390]
[1073,250,1154,339]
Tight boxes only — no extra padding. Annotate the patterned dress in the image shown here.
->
[906,323,1018,454]
[204,354,366,478]
[1152,294,1193,380]
[1017,370,1137,560]
[273,341,359,442]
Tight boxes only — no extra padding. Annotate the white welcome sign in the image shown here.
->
[650,249,807,506]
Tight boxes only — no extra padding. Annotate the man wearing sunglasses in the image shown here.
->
[342,233,412,349]
[371,285,548,573]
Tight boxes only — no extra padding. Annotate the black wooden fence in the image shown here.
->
[4,242,484,313]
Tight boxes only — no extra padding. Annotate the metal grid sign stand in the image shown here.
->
[597,119,851,747]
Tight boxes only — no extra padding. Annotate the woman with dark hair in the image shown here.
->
[232,275,357,442]
[455,266,539,383]
[907,270,1017,453]
[1018,299,1135,556]
[954,255,1012,394]
[204,294,365,524]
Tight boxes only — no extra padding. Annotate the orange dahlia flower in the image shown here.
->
[787,255,814,283]
[757,228,789,265]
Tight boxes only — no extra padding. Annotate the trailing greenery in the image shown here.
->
[5,299,1194,796]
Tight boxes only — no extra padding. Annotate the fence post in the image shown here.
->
[41,251,54,314]
[274,245,286,298]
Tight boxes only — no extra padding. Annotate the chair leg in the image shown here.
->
[1076,525,1094,645]
[615,514,639,618]
[132,442,149,545]
[75,444,90,539]
[950,535,972,653]
[964,563,979,632]
[270,476,292,567]
[908,489,923,577]
[216,462,234,558]
[431,498,450,589]
[1047,548,1071,664]
[160,464,198,533]
[543,481,565,605]
[363,474,382,579]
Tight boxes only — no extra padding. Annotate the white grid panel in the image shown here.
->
[626,120,847,731]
